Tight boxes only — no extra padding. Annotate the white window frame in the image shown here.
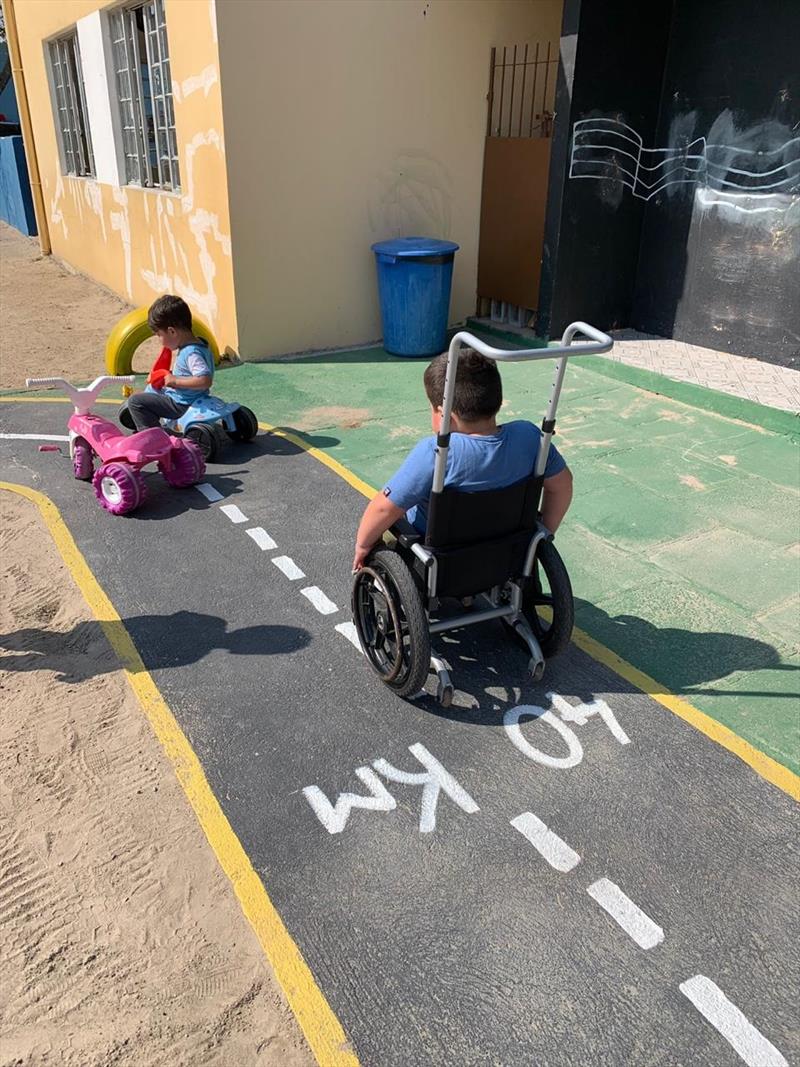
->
[48,32,95,178]
[108,0,180,192]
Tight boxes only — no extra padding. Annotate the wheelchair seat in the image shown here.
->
[392,474,544,601]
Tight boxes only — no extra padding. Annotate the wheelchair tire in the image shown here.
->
[226,406,259,442]
[118,402,135,430]
[352,546,430,698]
[509,538,574,659]
[187,423,218,461]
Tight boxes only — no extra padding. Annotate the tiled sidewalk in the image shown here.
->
[608,329,800,413]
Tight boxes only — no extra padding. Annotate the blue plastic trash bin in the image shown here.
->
[372,237,460,357]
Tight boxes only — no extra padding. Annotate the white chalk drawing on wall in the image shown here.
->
[569,117,800,216]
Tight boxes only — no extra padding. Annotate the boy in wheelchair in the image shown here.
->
[351,348,573,571]
[350,347,575,703]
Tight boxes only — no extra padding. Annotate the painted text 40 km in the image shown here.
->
[302,693,631,835]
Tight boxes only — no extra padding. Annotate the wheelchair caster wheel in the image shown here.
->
[529,658,545,681]
[437,682,454,708]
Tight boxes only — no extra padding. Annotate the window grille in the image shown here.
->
[110,0,180,191]
[49,34,95,177]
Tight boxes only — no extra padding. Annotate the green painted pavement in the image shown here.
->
[210,342,800,776]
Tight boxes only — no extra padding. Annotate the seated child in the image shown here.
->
[125,294,214,431]
[352,349,573,571]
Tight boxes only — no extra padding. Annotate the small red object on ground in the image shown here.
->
[38,444,62,452]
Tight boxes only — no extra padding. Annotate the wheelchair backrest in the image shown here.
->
[425,474,543,549]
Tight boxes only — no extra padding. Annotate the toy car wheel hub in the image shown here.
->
[101,476,123,504]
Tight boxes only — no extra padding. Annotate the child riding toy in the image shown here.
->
[118,347,259,462]
[350,321,613,704]
[26,374,206,515]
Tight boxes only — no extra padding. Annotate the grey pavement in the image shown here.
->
[2,401,798,1067]
[608,329,800,413]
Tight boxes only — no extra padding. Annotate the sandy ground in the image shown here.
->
[0,223,162,391]
[0,492,313,1067]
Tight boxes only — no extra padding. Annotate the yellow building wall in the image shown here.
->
[216,0,563,358]
[12,0,238,353]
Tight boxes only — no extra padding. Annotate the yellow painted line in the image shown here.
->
[256,426,800,804]
[0,481,360,1067]
[1,393,121,404]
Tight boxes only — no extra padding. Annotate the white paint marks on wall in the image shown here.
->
[303,767,396,835]
[680,976,788,1067]
[586,878,664,950]
[335,621,363,653]
[246,527,277,551]
[109,187,132,297]
[178,64,218,102]
[510,812,581,872]
[271,556,305,581]
[300,586,338,615]
[195,482,224,503]
[219,503,248,524]
[372,743,479,833]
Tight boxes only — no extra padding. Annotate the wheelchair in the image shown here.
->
[351,321,613,705]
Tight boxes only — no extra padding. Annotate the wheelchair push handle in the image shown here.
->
[433,321,613,494]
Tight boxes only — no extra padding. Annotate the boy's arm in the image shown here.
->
[540,466,573,534]
[161,372,212,391]
[353,492,406,571]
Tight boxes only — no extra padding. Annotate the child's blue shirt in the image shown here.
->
[164,341,214,406]
[383,420,566,533]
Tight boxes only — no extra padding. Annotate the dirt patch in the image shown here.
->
[0,222,164,391]
[718,454,738,466]
[679,474,706,491]
[0,492,313,1067]
[295,405,371,431]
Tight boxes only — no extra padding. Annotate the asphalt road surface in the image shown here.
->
[2,400,797,1067]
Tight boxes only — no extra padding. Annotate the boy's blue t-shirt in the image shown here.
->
[164,341,214,405]
[384,420,566,533]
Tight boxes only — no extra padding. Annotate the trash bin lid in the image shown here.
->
[371,237,459,258]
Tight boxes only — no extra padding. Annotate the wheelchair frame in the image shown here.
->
[352,321,613,703]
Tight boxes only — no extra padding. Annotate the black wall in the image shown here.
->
[540,0,800,366]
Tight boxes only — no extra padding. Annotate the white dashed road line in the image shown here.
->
[335,621,362,653]
[195,482,224,503]
[510,812,581,872]
[679,975,788,1067]
[586,878,664,950]
[220,503,248,524]
[246,526,278,550]
[0,433,70,441]
[301,586,339,615]
[272,555,306,580]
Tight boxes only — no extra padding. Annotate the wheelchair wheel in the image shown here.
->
[118,402,135,430]
[508,539,574,658]
[352,546,430,697]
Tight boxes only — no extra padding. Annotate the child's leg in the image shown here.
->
[127,391,189,431]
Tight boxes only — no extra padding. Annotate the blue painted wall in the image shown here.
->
[0,43,20,124]
[0,135,37,236]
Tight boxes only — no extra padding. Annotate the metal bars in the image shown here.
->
[486,41,557,140]
[49,34,95,177]
[110,0,180,191]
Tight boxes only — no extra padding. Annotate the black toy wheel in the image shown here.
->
[352,546,430,697]
[118,402,135,430]
[186,423,218,461]
[506,539,574,658]
[226,406,259,441]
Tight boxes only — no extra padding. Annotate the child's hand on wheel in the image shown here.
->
[352,543,371,573]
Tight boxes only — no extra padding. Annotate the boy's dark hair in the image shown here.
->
[148,294,192,333]
[423,348,502,422]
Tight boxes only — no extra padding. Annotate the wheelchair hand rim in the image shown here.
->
[352,565,407,685]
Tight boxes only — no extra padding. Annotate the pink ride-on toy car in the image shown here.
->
[26,375,206,515]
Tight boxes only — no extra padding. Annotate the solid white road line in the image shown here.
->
[195,482,224,503]
[0,433,70,441]
[680,976,788,1067]
[246,526,277,551]
[272,555,305,581]
[335,621,362,653]
[301,586,338,615]
[220,503,248,524]
[586,878,664,949]
[510,812,581,872]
